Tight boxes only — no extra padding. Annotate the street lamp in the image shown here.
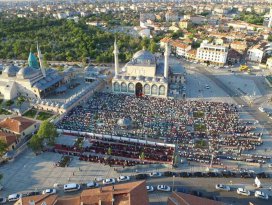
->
[172,175,175,192]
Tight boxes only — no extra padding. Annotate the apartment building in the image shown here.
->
[196,41,228,65]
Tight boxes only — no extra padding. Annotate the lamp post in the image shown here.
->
[172,175,175,192]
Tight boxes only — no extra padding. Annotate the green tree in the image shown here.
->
[139,151,145,161]
[37,120,58,145]
[28,134,43,153]
[107,147,112,155]
[16,96,25,109]
[5,100,13,109]
[0,140,8,157]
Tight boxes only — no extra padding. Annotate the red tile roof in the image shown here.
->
[0,131,17,146]
[0,117,36,134]
[168,192,225,205]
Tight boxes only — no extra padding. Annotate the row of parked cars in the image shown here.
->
[135,170,270,180]
[215,184,269,200]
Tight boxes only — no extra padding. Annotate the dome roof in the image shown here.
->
[3,65,20,77]
[133,49,156,64]
[117,117,132,127]
[17,66,40,79]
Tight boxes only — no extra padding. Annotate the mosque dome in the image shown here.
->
[17,66,40,79]
[132,49,156,64]
[3,65,20,77]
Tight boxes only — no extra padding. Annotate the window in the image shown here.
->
[113,82,120,92]
[144,84,150,95]
[159,85,166,95]
[151,85,158,95]
[121,82,127,92]
[128,83,134,93]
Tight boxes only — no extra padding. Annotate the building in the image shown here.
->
[0,45,63,100]
[266,57,272,70]
[179,19,192,29]
[0,116,38,140]
[196,41,229,65]
[0,131,17,150]
[247,42,268,63]
[15,181,149,205]
[165,11,179,22]
[230,41,248,52]
[173,41,192,58]
[227,49,243,64]
[167,192,224,205]
[112,40,170,98]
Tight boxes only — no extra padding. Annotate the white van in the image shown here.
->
[63,183,81,192]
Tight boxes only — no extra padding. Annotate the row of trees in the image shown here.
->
[0,17,159,64]
[234,11,264,25]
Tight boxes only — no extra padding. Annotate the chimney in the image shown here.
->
[112,185,115,191]
[99,200,102,205]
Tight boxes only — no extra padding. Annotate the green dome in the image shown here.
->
[28,52,39,69]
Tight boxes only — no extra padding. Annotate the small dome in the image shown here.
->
[3,65,20,77]
[17,66,39,79]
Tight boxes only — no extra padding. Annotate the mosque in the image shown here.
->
[0,45,63,100]
[112,41,170,98]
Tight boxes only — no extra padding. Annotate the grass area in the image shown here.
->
[0,109,11,115]
[36,111,54,121]
[23,109,37,118]
[194,123,206,132]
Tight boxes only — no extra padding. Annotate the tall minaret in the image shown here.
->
[37,42,46,77]
[268,6,272,28]
[164,42,170,79]
[113,39,119,76]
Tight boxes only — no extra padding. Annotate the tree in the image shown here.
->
[37,120,58,145]
[107,147,112,156]
[28,134,43,153]
[139,151,145,161]
[0,140,8,156]
[5,100,13,109]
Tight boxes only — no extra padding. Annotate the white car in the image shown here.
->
[103,178,115,185]
[215,184,230,191]
[254,191,269,200]
[117,176,130,182]
[42,189,56,195]
[146,185,154,192]
[237,188,250,196]
[86,181,99,189]
[149,172,162,177]
[8,193,22,202]
[258,107,265,112]
[268,163,272,168]
[157,185,171,192]
[205,85,210,89]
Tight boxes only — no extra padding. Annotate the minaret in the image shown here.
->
[113,39,119,76]
[37,42,46,77]
[268,6,272,28]
[164,42,170,79]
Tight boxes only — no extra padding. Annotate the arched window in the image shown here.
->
[113,82,120,92]
[121,82,127,92]
[159,85,166,95]
[151,84,158,95]
[128,83,134,93]
[144,84,150,95]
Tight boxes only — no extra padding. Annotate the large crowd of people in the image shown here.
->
[56,92,263,166]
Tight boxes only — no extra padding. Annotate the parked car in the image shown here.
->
[8,193,22,202]
[0,197,6,204]
[86,181,99,189]
[149,172,162,177]
[146,185,154,192]
[254,191,269,200]
[117,176,130,182]
[42,189,56,195]
[237,188,250,196]
[258,107,265,112]
[157,185,171,192]
[215,184,230,191]
[24,191,40,197]
[103,178,115,185]
[135,174,148,180]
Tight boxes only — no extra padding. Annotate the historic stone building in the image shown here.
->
[112,40,170,98]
